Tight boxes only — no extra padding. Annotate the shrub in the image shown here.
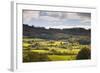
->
[23,51,50,62]
[76,48,91,60]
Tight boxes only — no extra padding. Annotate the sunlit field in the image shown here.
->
[23,37,90,62]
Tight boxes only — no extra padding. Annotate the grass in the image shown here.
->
[23,38,90,62]
[48,55,76,61]
[30,49,80,55]
[23,43,30,47]
[31,50,49,53]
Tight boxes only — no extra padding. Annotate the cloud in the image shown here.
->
[63,13,81,20]
[23,10,40,22]
[39,16,60,21]
[40,11,62,18]
[23,10,91,29]
[78,13,91,19]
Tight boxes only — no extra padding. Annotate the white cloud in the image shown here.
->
[23,10,40,22]
[40,11,62,18]
[39,16,60,21]
[63,13,81,19]
[23,10,91,29]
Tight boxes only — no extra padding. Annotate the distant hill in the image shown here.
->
[23,24,91,40]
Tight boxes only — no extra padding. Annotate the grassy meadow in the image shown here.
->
[23,36,90,62]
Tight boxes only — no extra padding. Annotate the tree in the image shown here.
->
[76,47,91,60]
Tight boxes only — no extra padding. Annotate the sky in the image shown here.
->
[23,10,91,29]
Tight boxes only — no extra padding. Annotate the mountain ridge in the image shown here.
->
[23,24,91,40]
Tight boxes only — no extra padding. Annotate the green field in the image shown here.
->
[23,37,90,62]
[48,55,76,61]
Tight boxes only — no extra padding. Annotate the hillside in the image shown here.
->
[23,24,91,40]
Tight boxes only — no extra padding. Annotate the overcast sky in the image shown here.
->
[23,10,91,29]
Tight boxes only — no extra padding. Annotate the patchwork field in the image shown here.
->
[23,37,90,62]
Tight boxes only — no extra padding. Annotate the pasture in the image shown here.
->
[23,37,90,62]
